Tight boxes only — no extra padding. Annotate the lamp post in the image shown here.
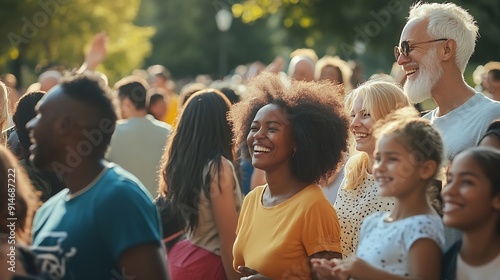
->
[215,9,232,79]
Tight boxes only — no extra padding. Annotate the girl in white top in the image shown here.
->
[441,147,500,280]
[313,107,445,279]
[334,80,410,257]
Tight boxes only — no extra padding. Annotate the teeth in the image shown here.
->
[354,133,368,138]
[376,177,392,184]
[406,69,417,75]
[254,145,270,153]
[443,202,460,212]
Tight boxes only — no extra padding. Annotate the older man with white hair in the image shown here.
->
[396,2,500,161]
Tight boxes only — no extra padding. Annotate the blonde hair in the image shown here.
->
[343,80,410,190]
[315,55,353,92]
[0,146,41,244]
[0,82,9,144]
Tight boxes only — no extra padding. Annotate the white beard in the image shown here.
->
[404,48,443,104]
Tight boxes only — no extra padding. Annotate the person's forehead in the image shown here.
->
[400,18,429,42]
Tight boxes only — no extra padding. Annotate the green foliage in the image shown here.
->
[235,0,500,76]
[0,0,154,85]
[136,0,279,79]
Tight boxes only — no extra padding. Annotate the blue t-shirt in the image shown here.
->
[31,164,162,280]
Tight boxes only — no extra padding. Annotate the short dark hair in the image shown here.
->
[115,76,148,110]
[229,72,349,184]
[479,119,500,144]
[60,75,117,157]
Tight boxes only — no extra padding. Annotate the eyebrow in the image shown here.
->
[252,120,283,125]
[447,171,479,178]
[378,151,400,156]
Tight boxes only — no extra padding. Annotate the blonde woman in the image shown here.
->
[334,80,411,258]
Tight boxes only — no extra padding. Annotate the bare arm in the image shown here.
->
[76,32,108,74]
[333,238,441,280]
[119,242,170,280]
[211,159,241,280]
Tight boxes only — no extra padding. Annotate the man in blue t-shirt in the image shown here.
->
[27,75,169,280]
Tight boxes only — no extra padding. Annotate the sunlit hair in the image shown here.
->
[408,2,479,73]
[0,146,41,244]
[0,81,8,137]
[343,80,410,190]
[290,48,318,62]
[159,89,234,232]
[373,107,444,178]
[229,72,349,184]
[315,56,352,89]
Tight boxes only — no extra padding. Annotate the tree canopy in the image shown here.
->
[0,0,154,85]
[233,0,500,75]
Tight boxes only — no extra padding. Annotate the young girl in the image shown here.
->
[441,147,500,280]
[334,80,410,257]
[314,107,445,279]
[159,89,242,280]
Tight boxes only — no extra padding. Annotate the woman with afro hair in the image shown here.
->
[230,72,349,280]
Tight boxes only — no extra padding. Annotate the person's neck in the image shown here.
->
[432,75,475,117]
[127,109,147,118]
[61,159,107,194]
[460,222,500,266]
[264,168,309,206]
[490,92,500,102]
[367,154,374,174]
[387,185,434,221]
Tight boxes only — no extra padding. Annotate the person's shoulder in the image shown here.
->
[97,165,151,198]
[37,188,69,210]
[245,185,265,200]
[147,115,173,131]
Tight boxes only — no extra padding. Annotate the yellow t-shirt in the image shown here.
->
[162,93,179,126]
[233,184,341,280]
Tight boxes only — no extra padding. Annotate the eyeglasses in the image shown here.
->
[394,38,447,60]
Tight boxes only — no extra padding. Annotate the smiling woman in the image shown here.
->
[334,80,410,258]
[229,72,349,280]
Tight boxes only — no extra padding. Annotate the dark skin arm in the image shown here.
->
[119,242,170,280]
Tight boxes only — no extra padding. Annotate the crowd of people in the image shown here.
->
[1,2,500,280]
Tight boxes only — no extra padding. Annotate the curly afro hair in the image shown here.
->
[229,72,349,184]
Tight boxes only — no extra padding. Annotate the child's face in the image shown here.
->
[373,134,427,197]
[442,152,500,231]
[349,95,376,156]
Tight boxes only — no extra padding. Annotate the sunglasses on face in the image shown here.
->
[394,38,448,60]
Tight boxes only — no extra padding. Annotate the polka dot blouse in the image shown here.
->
[356,212,445,276]
[334,175,395,258]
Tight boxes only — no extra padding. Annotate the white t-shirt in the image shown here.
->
[423,93,500,162]
[334,175,395,258]
[457,252,500,280]
[356,212,444,277]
